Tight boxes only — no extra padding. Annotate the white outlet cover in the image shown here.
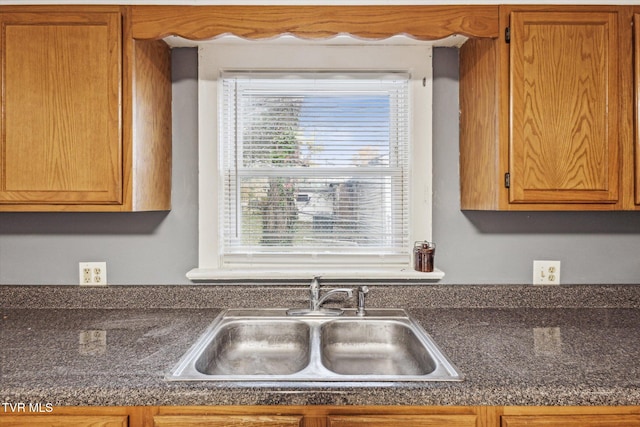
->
[79,262,107,286]
[533,260,561,285]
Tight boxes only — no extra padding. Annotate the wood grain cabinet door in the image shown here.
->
[635,13,640,206]
[0,12,122,205]
[153,415,303,427]
[0,414,128,427]
[508,11,619,204]
[327,414,478,427]
[502,414,640,426]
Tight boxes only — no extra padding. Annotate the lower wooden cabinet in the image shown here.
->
[500,408,640,427]
[0,414,128,427]
[149,405,484,427]
[327,414,478,427]
[153,415,304,427]
[502,415,640,427]
[1,405,639,427]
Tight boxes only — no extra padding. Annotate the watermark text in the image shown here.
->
[2,402,54,413]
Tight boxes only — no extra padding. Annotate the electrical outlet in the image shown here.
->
[533,260,561,285]
[79,262,107,286]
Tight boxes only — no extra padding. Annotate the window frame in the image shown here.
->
[188,37,443,281]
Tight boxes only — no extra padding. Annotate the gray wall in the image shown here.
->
[1,47,639,285]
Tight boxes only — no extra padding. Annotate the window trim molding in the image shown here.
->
[189,38,444,282]
[186,267,445,281]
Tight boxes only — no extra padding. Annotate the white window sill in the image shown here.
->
[186,267,445,282]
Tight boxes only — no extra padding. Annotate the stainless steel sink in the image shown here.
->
[320,320,437,376]
[166,308,462,382]
[194,320,311,376]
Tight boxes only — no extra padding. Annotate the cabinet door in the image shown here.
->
[509,11,619,204]
[0,415,128,427]
[153,415,303,427]
[502,414,640,426]
[327,414,478,427]
[0,12,122,205]
[635,14,640,206]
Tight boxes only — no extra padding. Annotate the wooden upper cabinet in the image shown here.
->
[0,6,171,211]
[509,11,619,205]
[459,6,634,210]
[635,13,640,206]
[0,12,122,205]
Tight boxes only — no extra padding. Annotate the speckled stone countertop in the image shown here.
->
[1,285,639,407]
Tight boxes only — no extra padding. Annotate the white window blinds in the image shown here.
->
[220,72,410,264]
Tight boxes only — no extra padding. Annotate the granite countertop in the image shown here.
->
[1,285,639,407]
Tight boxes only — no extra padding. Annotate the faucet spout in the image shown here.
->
[287,276,353,316]
[314,288,353,311]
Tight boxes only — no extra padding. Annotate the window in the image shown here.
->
[222,73,409,259]
[190,37,439,280]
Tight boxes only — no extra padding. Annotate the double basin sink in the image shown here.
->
[166,308,462,383]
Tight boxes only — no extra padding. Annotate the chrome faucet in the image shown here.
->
[287,276,353,316]
[309,276,353,311]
